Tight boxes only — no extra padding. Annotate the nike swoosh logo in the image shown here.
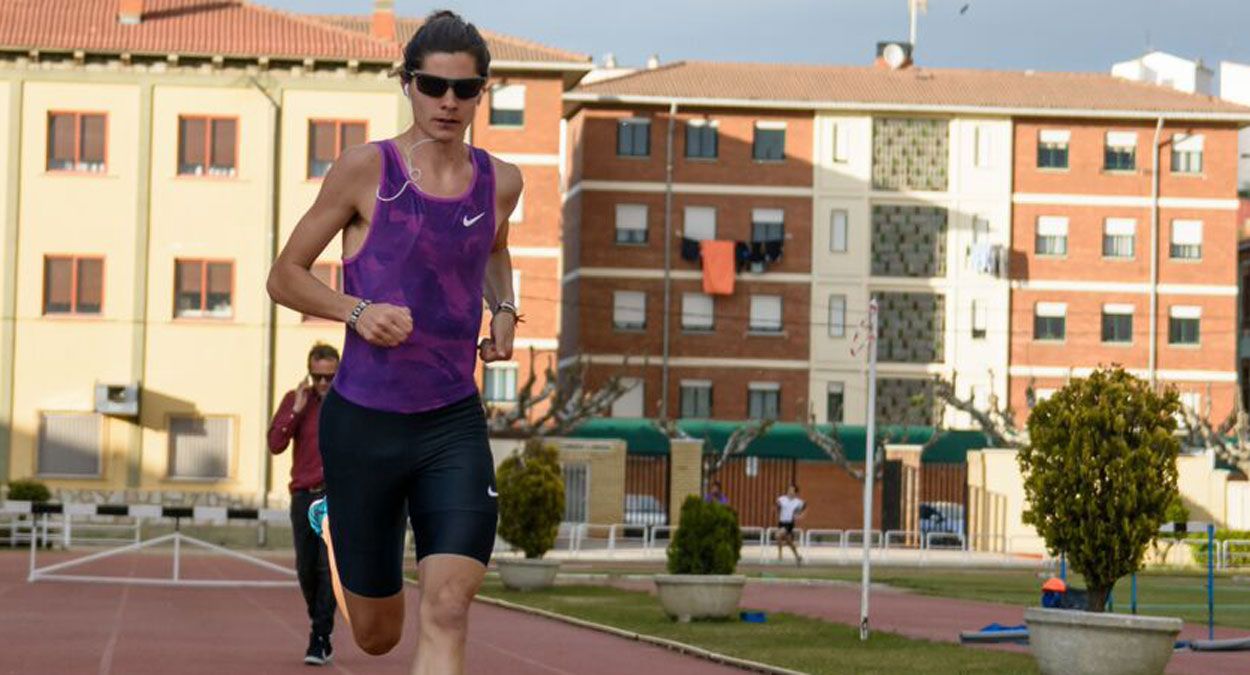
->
[463,213,485,228]
[487,486,499,498]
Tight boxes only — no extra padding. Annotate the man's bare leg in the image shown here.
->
[412,554,486,675]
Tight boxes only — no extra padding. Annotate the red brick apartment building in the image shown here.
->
[559,59,1250,427]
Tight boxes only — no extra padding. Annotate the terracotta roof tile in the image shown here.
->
[317,15,591,66]
[572,61,1250,116]
[0,0,398,62]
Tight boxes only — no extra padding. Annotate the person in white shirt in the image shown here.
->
[775,484,806,566]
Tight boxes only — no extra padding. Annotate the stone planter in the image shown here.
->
[496,558,560,591]
[1025,607,1182,675]
[654,574,746,622]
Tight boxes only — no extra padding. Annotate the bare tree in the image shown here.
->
[931,375,1026,450]
[1177,385,1250,472]
[801,391,945,480]
[703,418,775,479]
[485,349,633,439]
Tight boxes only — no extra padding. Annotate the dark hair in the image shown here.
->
[400,10,490,80]
[307,342,340,368]
[789,483,799,492]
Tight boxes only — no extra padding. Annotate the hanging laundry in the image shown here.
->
[969,242,996,275]
[680,237,701,263]
[764,240,784,263]
[700,240,736,295]
[749,241,766,263]
[734,241,751,273]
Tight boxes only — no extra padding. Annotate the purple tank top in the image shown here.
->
[333,140,496,413]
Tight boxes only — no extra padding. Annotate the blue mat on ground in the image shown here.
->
[1185,637,1250,652]
[959,623,1029,645]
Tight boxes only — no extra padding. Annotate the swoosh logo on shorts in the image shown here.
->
[463,213,485,228]
[487,486,499,498]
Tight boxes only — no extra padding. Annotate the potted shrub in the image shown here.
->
[653,495,746,622]
[1019,367,1184,675]
[495,438,565,590]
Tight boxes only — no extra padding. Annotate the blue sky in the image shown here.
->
[275,0,1249,85]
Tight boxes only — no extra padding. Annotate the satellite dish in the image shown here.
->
[883,43,908,69]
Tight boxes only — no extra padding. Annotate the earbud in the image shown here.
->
[403,82,410,97]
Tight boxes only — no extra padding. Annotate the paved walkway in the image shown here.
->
[615,577,1249,675]
[0,551,738,675]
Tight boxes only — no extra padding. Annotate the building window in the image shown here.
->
[832,122,850,164]
[683,206,717,241]
[680,380,713,419]
[617,118,650,157]
[483,364,518,402]
[1034,302,1066,341]
[971,299,987,340]
[974,124,992,168]
[1103,218,1136,258]
[174,259,233,319]
[826,382,845,423]
[751,208,785,243]
[308,120,366,179]
[612,378,644,418]
[1035,216,1069,256]
[749,295,783,333]
[685,119,718,159]
[1104,131,1137,171]
[302,262,343,321]
[1169,306,1201,345]
[1037,129,1070,169]
[46,112,106,173]
[682,292,714,331]
[489,84,525,127]
[613,290,646,330]
[753,121,786,161]
[43,255,103,315]
[178,116,237,177]
[748,383,780,420]
[828,295,846,337]
[1170,219,1203,259]
[1101,304,1134,344]
[1171,133,1204,174]
[38,413,102,478]
[830,209,849,252]
[615,204,648,244]
[168,416,231,480]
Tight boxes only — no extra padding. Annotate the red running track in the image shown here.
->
[0,551,739,675]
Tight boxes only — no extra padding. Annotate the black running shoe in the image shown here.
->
[304,633,332,666]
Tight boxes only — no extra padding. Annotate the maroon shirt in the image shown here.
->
[267,389,325,493]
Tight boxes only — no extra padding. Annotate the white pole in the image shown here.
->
[908,0,918,49]
[860,299,879,641]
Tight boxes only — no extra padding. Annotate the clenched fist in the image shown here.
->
[353,303,413,347]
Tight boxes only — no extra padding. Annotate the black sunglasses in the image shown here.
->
[408,72,486,100]
[308,373,335,383]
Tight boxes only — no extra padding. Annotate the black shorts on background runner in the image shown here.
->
[319,388,498,598]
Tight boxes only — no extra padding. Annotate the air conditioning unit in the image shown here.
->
[95,383,139,417]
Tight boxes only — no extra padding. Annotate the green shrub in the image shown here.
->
[1020,367,1181,612]
[1164,496,1189,525]
[496,439,565,559]
[6,479,51,503]
[667,495,742,575]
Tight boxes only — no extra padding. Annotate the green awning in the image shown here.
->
[565,418,992,463]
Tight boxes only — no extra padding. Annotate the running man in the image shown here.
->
[266,11,520,674]
[776,484,806,566]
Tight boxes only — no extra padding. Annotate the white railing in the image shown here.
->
[1223,540,1250,569]
[803,529,845,549]
[647,525,676,550]
[924,531,966,551]
[884,530,921,551]
[844,529,883,549]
